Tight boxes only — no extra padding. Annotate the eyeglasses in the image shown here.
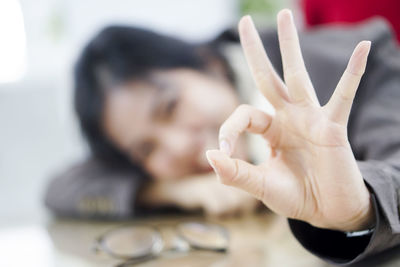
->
[93,222,229,266]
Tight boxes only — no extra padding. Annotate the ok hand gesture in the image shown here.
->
[206,9,374,232]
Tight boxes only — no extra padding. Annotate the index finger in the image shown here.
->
[219,104,272,156]
[239,16,289,109]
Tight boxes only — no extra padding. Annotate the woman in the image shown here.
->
[45,22,260,218]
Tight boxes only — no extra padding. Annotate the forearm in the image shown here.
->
[139,174,260,216]
[138,181,185,208]
[45,159,143,219]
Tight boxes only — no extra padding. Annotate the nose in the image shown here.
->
[158,126,203,161]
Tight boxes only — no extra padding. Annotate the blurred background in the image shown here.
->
[0,0,295,227]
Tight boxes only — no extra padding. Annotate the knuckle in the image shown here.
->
[219,126,237,142]
[253,69,269,85]
[220,160,240,186]
[233,159,241,179]
[220,174,233,186]
[284,68,304,82]
[229,159,242,185]
[345,68,363,78]
[280,36,294,45]
[243,38,258,51]
[336,89,353,102]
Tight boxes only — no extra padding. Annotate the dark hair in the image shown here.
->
[74,25,235,174]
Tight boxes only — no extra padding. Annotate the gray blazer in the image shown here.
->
[45,18,400,265]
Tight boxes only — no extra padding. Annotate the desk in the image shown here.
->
[2,212,326,267]
[2,212,400,266]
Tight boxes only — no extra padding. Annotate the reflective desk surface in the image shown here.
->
[2,211,400,267]
[1,212,322,267]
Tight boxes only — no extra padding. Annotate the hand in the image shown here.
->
[206,9,375,231]
[140,174,259,217]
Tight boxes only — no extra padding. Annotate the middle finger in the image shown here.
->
[277,9,319,105]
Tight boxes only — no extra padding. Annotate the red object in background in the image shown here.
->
[301,0,400,43]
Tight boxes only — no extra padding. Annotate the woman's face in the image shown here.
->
[103,68,239,180]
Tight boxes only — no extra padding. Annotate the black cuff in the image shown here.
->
[288,194,391,265]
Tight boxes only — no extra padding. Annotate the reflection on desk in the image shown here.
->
[45,212,330,267]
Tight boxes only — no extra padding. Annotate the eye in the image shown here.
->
[152,81,180,121]
[137,140,156,160]
[157,92,179,121]
[165,97,178,118]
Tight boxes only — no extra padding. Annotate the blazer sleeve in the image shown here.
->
[283,19,400,265]
[44,157,145,219]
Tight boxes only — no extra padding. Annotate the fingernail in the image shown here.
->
[288,9,293,21]
[248,15,254,26]
[348,41,371,74]
[364,40,372,52]
[279,9,293,23]
[220,140,231,156]
[206,150,219,175]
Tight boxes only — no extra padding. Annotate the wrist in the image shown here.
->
[340,189,376,232]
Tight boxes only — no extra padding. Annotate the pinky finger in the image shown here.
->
[325,41,371,125]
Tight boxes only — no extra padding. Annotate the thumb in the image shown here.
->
[206,149,265,200]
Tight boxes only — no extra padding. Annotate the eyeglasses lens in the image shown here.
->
[178,223,229,251]
[103,226,162,259]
